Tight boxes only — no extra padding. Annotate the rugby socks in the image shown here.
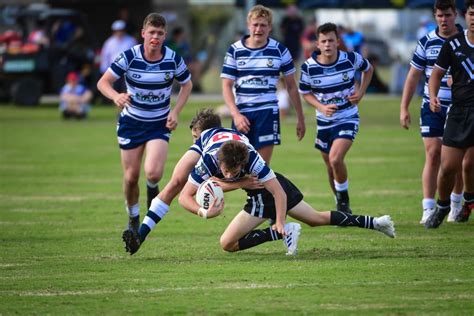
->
[126,202,140,218]
[330,211,375,229]
[462,192,474,206]
[238,227,282,250]
[146,180,159,210]
[436,199,451,216]
[138,197,169,242]
[450,192,462,212]
[422,198,436,210]
[335,180,350,213]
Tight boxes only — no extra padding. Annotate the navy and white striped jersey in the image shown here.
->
[108,44,191,122]
[299,50,371,130]
[410,25,463,108]
[188,127,275,186]
[220,36,295,113]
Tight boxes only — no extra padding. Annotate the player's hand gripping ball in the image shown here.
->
[196,180,224,216]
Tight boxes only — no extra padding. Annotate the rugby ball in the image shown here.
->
[196,180,224,211]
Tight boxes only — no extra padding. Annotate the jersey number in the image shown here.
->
[212,132,242,142]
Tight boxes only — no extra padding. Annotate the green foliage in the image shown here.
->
[1,97,473,314]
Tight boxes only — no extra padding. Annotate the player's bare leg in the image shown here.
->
[328,138,353,213]
[144,139,168,209]
[257,145,274,165]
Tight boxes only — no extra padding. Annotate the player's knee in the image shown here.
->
[124,171,140,186]
[219,236,237,252]
[329,156,343,169]
[145,170,163,184]
[426,148,441,165]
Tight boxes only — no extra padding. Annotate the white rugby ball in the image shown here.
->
[196,180,224,211]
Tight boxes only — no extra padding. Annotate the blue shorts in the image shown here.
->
[232,108,280,150]
[315,122,359,153]
[419,100,448,138]
[117,114,171,150]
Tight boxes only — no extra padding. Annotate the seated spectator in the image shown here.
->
[59,72,92,119]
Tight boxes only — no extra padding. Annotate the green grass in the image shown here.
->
[1,96,473,315]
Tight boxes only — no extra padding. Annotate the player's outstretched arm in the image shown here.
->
[158,150,200,205]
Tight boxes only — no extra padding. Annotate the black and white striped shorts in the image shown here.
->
[243,173,304,220]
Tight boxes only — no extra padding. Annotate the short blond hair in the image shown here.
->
[247,5,273,25]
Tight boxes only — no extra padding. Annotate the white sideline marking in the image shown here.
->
[3,279,473,297]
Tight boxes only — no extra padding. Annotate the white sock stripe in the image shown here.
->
[146,180,158,188]
[143,216,156,229]
[125,202,140,217]
[149,198,169,218]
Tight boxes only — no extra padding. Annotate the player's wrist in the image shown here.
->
[197,207,208,219]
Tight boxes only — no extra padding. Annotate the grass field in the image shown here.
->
[1,96,473,315]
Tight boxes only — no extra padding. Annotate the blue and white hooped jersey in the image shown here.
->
[188,127,275,186]
[410,25,463,109]
[220,36,295,113]
[108,44,191,122]
[299,50,371,130]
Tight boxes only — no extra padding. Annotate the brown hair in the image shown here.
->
[189,108,222,132]
[433,0,456,13]
[317,22,339,40]
[218,141,249,171]
[247,5,273,25]
[143,13,166,29]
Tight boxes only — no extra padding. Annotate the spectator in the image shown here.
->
[59,71,92,119]
[99,20,137,94]
[279,4,305,63]
[417,15,437,40]
[301,17,318,59]
[166,27,203,92]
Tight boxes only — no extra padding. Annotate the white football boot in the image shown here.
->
[447,203,462,222]
[374,215,396,238]
[283,222,301,256]
[420,208,435,224]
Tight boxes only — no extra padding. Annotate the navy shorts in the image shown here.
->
[117,114,171,150]
[243,173,304,220]
[419,100,448,138]
[315,122,359,153]
[232,108,280,150]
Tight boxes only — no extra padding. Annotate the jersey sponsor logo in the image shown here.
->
[131,73,141,79]
[455,51,466,57]
[312,79,322,84]
[338,130,354,136]
[135,92,166,102]
[316,138,328,149]
[342,72,350,81]
[146,64,160,71]
[267,58,274,68]
[323,67,336,75]
[241,78,269,86]
[430,49,439,55]
[117,137,131,145]
[252,159,266,174]
[238,60,246,66]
